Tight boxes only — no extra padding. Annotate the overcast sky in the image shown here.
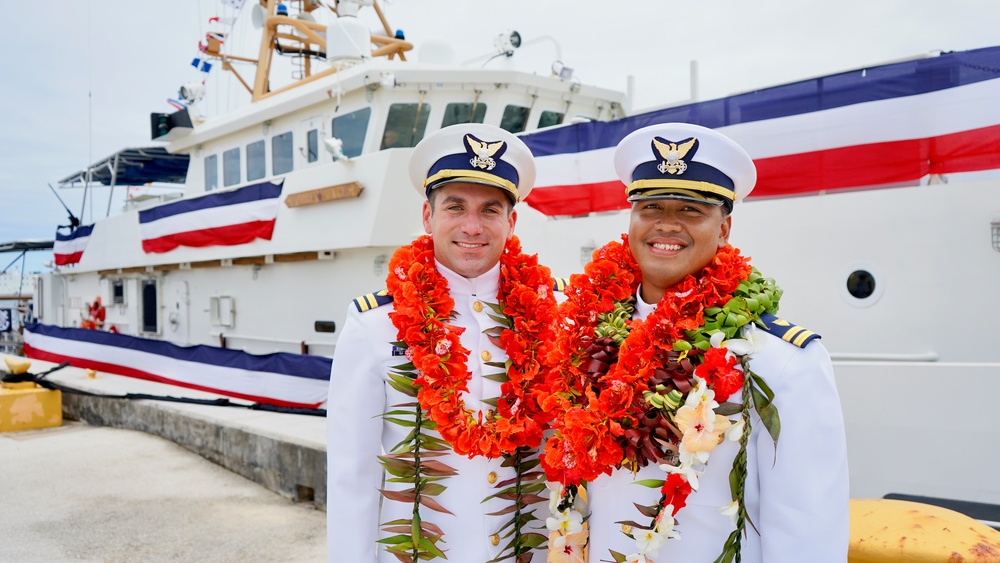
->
[2,0,998,272]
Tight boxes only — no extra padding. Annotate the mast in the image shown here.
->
[204,0,412,103]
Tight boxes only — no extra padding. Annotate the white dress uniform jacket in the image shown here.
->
[326,261,549,563]
[586,289,850,562]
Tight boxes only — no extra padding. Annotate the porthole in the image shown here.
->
[846,270,875,299]
[840,264,883,308]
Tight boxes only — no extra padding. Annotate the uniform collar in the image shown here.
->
[634,284,656,320]
[435,260,501,298]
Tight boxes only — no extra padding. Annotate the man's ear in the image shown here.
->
[422,200,433,234]
[507,209,518,239]
[719,215,732,246]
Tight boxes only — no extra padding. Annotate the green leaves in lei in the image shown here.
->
[378,235,557,562]
[609,268,785,563]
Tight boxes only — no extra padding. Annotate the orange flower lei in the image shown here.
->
[386,234,558,457]
[538,235,751,484]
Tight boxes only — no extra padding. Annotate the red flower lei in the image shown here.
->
[538,235,751,485]
[385,234,558,458]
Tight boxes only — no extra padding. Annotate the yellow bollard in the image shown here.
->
[849,498,1000,562]
[3,356,31,375]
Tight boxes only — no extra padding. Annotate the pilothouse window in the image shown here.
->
[223,148,241,187]
[331,107,372,158]
[441,102,487,127]
[500,105,530,133]
[272,132,293,175]
[538,111,565,129]
[381,103,430,149]
[246,140,266,181]
[204,154,218,191]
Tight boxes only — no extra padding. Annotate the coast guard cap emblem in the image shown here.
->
[467,135,505,171]
[654,137,697,175]
[409,123,536,202]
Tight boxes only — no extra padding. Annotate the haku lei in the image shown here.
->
[538,235,783,563]
[380,234,557,562]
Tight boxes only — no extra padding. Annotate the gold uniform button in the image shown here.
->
[486,409,496,419]
[490,533,500,546]
[473,301,483,313]
[481,350,491,361]
[621,524,632,534]
[487,471,498,484]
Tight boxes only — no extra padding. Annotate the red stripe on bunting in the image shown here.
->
[22,342,323,409]
[141,220,277,254]
[54,251,84,266]
[525,123,1000,217]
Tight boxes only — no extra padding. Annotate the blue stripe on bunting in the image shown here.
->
[138,180,284,224]
[55,224,95,242]
[25,322,331,381]
[521,46,1000,156]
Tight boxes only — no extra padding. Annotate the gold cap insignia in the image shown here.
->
[653,137,697,175]
[465,135,504,171]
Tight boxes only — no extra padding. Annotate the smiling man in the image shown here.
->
[326,124,560,562]
[540,123,849,562]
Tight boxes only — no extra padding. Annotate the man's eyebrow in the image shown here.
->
[439,195,467,205]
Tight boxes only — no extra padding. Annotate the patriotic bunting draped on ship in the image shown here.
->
[522,46,1000,217]
[22,322,330,408]
[139,180,283,253]
[53,225,94,266]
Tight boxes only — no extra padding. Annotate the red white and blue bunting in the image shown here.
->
[522,46,1000,216]
[23,322,330,408]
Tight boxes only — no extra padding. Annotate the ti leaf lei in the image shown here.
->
[537,235,783,563]
[380,234,558,562]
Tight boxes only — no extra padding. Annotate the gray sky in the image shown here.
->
[2,0,998,272]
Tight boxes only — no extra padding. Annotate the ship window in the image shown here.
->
[441,102,487,127]
[272,132,293,175]
[538,111,564,129]
[247,140,266,181]
[331,107,372,158]
[314,320,336,333]
[307,129,318,163]
[382,103,430,149]
[141,279,158,333]
[223,148,241,187]
[500,105,530,133]
[111,280,126,305]
[204,154,219,191]
[847,270,876,299]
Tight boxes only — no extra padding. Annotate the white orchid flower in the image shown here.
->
[634,527,666,557]
[546,481,562,513]
[725,418,745,442]
[683,377,718,409]
[660,460,702,491]
[711,328,764,358]
[625,553,646,563]
[719,500,740,527]
[545,506,583,535]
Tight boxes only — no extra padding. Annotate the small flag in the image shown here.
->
[191,57,213,73]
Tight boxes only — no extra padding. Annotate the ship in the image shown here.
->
[14,0,1000,527]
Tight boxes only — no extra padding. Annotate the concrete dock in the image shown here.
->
[0,358,328,561]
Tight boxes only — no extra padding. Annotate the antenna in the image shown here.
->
[47,183,81,230]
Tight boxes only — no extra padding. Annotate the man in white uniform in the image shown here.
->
[579,123,850,562]
[327,123,559,562]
